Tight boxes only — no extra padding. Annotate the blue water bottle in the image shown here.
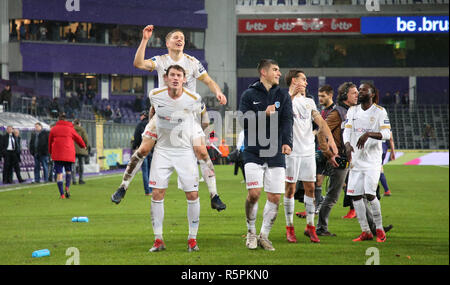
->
[77,216,89,223]
[71,217,78,222]
[32,249,50,258]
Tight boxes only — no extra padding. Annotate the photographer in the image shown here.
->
[315,82,358,236]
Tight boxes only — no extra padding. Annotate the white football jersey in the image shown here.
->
[290,95,318,157]
[343,104,391,170]
[149,87,203,153]
[149,53,207,92]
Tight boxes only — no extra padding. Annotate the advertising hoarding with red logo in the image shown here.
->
[238,18,360,34]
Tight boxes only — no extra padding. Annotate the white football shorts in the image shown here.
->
[285,154,316,183]
[244,162,285,194]
[149,150,199,192]
[346,167,381,196]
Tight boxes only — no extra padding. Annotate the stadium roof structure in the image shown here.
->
[0,112,51,131]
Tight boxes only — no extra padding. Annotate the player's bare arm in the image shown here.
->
[133,25,155,71]
[199,74,227,105]
[344,142,354,162]
[356,132,382,149]
[389,131,396,160]
[312,110,338,155]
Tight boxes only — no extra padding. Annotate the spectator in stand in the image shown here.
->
[67,28,75,43]
[394,91,401,105]
[39,23,47,41]
[76,82,85,103]
[29,122,49,183]
[10,21,18,41]
[1,84,12,112]
[49,97,60,118]
[29,21,38,40]
[29,96,39,116]
[113,107,122,123]
[85,84,95,105]
[401,92,409,106]
[69,91,81,114]
[19,21,26,40]
[382,92,393,106]
[133,94,144,112]
[103,105,113,121]
[48,112,86,199]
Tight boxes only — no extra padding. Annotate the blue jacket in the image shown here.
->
[239,80,293,168]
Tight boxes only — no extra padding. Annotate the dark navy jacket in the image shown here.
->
[239,80,293,168]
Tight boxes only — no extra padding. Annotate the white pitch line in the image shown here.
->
[0,173,122,193]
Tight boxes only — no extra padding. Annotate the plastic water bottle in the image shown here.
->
[78,217,89,222]
[32,249,50,258]
[71,217,89,222]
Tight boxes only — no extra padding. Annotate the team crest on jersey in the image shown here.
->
[274,101,280,108]
[370,117,375,123]
[151,57,157,62]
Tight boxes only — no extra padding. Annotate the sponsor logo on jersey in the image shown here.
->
[347,189,354,194]
[355,128,373,133]
[384,119,390,124]
[247,181,259,187]
[253,101,261,105]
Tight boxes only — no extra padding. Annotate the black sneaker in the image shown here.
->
[316,230,337,237]
[79,180,86,185]
[65,191,71,199]
[384,224,393,233]
[211,194,226,211]
[111,186,126,204]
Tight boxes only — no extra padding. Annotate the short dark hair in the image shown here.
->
[285,69,305,87]
[337,82,356,103]
[58,112,66,121]
[165,29,184,42]
[73,119,81,126]
[165,64,186,77]
[257,59,278,75]
[35,122,42,127]
[318,84,333,95]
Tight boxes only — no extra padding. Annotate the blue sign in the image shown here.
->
[361,16,449,34]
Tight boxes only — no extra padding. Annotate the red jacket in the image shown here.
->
[49,120,86,163]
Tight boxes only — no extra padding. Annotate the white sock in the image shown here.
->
[353,198,371,233]
[260,200,279,238]
[369,197,383,230]
[304,195,315,226]
[187,198,200,240]
[283,196,295,226]
[151,199,164,240]
[121,151,145,190]
[245,200,258,234]
[199,159,217,198]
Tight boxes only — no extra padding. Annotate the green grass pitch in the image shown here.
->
[0,165,448,265]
